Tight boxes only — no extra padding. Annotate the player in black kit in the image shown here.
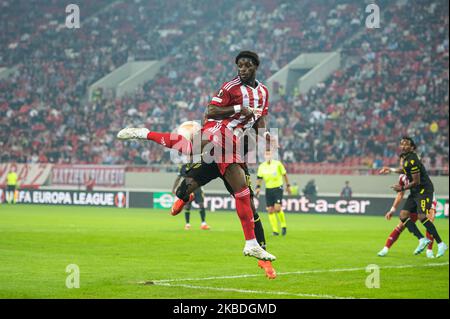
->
[381,137,447,257]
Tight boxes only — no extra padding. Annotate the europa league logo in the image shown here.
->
[114,192,126,208]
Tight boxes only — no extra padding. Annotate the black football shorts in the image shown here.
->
[402,192,434,215]
[265,187,284,207]
[184,161,254,197]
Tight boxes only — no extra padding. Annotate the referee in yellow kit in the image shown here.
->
[255,150,290,236]
[6,166,19,204]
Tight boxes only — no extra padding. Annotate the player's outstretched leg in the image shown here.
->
[117,128,200,156]
[117,127,150,140]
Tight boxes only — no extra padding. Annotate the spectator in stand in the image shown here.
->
[372,155,384,170]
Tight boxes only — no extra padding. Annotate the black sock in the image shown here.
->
[253,212,266,250]
[402,218,424,240]
[199,207,206,223]
[422,219,442,243]
[185,211,190,224]
[176,180,191,202]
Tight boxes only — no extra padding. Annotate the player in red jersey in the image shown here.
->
[378,155,435,257]
[117,51,276,262]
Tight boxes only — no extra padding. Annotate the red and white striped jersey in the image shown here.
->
[208,76,269,131]
[432,193,437,210]
[398,174,409,188]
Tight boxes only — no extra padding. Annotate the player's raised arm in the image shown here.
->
[206,82,250,120]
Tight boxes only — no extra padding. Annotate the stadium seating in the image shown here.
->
[1,0,448,175]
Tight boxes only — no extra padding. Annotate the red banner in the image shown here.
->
[51,165,126,187]
[0,163,52,188]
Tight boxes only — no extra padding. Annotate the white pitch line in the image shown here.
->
[154,282,360,300]
[141,262,449,284]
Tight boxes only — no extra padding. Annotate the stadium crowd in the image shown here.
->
[0,0,223,163]
[276,0,448,174]
[0,0,448,175]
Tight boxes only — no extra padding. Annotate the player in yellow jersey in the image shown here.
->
[256,151,291,236]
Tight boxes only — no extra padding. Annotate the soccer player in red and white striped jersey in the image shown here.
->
[206,70,269,132]
[117,51,276,262]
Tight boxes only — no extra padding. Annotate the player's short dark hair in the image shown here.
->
[235,51,260,66]
[401,136,417,150]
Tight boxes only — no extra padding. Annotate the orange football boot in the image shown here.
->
[170,193,194,216]
[258,260,277,279]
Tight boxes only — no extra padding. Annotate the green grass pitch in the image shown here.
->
[0,204,448,299]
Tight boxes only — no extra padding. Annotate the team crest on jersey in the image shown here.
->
[217,89,223,98]
[410,160,415,165]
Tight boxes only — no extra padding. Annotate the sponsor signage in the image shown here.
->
[435,199,449,218]
[1,189,448,217]
[153,192,175,209]
[129,191,153,208]
[0,189,127,208]
[148,193,450,216]
[51,165,125,187]
[190,195,378,215]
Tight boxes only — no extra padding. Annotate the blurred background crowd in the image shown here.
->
[0,0,448,175]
